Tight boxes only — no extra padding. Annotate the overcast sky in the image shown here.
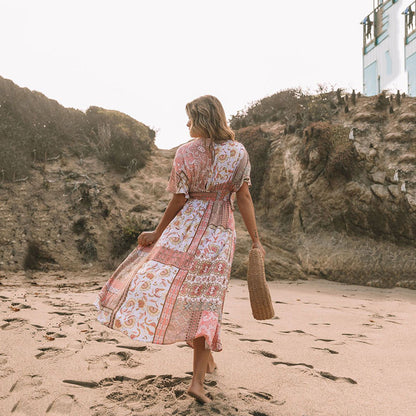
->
[1,1,373,149]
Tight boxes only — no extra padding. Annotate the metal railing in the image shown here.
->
[404,1,416,43]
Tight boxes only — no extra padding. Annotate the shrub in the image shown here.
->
[72,217,87,234]
[23,241,56,270]
[76,236,97,261]
[110,216,154,258]
[229,87,338,134]
[299,122,356,180]
[375,92,389,111]
[86,106,155,172]
[234,126,270,202]
[0,76,155,182]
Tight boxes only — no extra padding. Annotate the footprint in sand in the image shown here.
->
[362,323,383,329]
[46,394,86,415]
[222,322,242,329]
[272,361,314,369]
[239,338,273,343]
[45,331,67,339]
[238,387,285,409]
[251,350,278,359]
[116,344,148,352]
[35,347,66,360]
[11,302,32,310]
[10,375,43,392]
[311,347,339,354]
[342,333,367,338]
[0,353,14,378]
[66,340,84,351]
[342,333,372,344]
[1,318,28,330]
[87,351,140,370]
[279,329,313,336]
[48,311,75,316]
[272,362,357,384]
[318,371,357,384]
[11,399,32,415]
[86,330,120,344]
[224,329,244,336]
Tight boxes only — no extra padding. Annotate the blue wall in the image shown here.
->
[406,52,416,97]
[364,61,378,96]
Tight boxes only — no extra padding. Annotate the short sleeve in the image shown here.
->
[232,146,252,192]
[166,147,190,198]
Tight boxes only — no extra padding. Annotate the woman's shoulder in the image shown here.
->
[175,138,199,156]
[229,140,248,156]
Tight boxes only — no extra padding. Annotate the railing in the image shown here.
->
[362,10,376,53]
[404,1,416,44]
[362,1,398,54]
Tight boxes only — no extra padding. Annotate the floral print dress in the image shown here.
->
[95,137,251,351]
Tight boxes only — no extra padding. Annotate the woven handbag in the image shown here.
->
[247,248,275,320]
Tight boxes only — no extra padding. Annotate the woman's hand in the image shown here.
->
[137,231,160,247]
[252,240,265,259]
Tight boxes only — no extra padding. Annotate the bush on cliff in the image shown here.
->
[0,76,155,182]
[86,106,155,173]
[299,122,357,181]
[229,87,337,134]
[235,126,270,202]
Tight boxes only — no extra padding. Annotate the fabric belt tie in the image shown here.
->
[188,191,235,210]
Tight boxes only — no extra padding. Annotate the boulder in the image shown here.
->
[371,171,386,184]
[370,184,389,200]
[346,182,373,204]
[387,185,400,199]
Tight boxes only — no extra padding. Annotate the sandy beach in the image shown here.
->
[0,271,415,416]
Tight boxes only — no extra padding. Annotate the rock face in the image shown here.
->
[235,94,416,289]
[1,80,415,290]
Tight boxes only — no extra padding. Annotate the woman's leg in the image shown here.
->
[187,336,211,403]
[206,351,217,374]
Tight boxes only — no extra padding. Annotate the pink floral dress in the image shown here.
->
[95,137,251,351]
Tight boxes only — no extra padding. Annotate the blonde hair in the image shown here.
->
[185,95,235,143]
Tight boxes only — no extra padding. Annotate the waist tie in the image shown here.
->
[188,191,235,210]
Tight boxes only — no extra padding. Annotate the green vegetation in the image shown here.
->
[23,240,56,270]
[0,76,155,182]
[110,215,154,258]
[86,106,155,173]
[230,87,339,135]
[235,126,270,202]
[299,122,357,180]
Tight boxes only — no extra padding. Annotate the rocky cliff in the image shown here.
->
[1,80,415,289]
[232,90,416,289]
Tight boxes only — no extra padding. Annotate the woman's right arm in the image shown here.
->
[236,182,265,258]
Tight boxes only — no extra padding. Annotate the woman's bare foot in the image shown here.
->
[187,382,211,404]
[206,352,217,374]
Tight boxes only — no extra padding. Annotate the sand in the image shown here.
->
[0,271,415,416]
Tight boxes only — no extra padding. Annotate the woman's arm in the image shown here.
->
[137,193,187,246]
[236,182,265,257]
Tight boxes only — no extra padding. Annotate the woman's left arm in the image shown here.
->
[137,193,187,246]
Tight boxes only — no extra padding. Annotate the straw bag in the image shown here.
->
[247,248,275,320]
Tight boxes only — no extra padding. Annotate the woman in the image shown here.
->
[95,95,265,404]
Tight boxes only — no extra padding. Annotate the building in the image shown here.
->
[405,1,416,95]
[362,0,416,96]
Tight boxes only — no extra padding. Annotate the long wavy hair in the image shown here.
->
[185,95,235,143]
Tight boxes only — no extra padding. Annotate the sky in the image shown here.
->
[0,1,373,149]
